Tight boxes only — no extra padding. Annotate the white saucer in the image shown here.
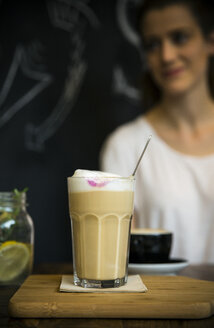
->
[128,259,189,276]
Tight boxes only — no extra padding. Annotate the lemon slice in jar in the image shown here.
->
[0,241,30,282]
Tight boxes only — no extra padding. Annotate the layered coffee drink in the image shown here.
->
[68,169,135,288]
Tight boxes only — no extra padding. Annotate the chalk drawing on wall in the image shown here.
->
[117,0,141,48]
[0,0,99,152]
[0,44,53,129]
[113,0,143,101]
[113,66,140,101]
[47,0,99,32]
[26,0,99,151]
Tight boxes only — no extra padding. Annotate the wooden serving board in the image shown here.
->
[9,274,214,319]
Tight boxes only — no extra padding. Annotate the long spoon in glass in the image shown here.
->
[132,135,152,176]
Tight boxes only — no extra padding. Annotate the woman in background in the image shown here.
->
[100,0,214,263]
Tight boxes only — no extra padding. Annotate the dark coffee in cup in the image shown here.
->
[129,228,172,263]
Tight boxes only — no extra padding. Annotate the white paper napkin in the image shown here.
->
[60,275,148,293]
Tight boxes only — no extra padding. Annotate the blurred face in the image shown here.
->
[141,5,213,97]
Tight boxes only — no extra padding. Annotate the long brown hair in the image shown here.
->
[136,0,214,111]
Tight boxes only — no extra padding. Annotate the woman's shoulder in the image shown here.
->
[104,115,152,146]
[100,115,151,174]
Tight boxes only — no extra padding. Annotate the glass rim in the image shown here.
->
[0,191,26,203]
[67,176,135,180]
[131,229,172,235]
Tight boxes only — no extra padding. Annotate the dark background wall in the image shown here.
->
[0,0,143,264]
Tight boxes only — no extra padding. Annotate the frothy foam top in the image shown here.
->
[68,169,134,192]
[72,169,121,178]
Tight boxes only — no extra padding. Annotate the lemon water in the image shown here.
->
[0,191,34,285]
[0,241,33,285]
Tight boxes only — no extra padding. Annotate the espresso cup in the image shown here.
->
[129,228,173,263]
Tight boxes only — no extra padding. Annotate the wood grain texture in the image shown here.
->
[8,275,214,319]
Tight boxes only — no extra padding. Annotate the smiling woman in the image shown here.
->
[100,0,214,264]
[141,6,211,97]
[138,0,214,107]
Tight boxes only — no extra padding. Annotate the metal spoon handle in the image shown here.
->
[132,135,152,176]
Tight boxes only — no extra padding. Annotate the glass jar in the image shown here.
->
[0,191,34,285]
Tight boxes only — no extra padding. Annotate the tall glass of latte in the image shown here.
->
[67,169,135,288]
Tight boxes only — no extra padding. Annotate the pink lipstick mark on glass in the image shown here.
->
[87,179,108,187]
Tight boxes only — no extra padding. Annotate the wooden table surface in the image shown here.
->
[1,262,214,328]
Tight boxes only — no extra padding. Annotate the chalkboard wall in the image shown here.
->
[0,0,143,264]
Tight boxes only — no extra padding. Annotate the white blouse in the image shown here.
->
[100,116,214,264]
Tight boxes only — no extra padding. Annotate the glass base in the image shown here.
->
[73,273,127,288]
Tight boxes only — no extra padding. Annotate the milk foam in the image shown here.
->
[73,169,121,178]
[68,169,134,192]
